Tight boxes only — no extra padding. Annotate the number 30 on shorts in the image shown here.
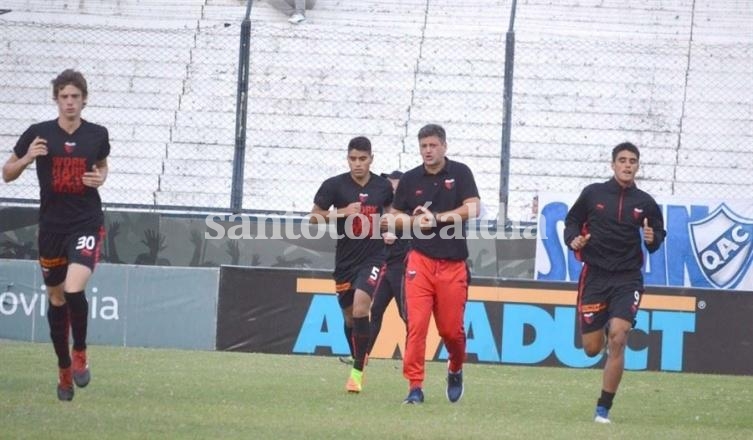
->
[75,235,96,250]
[369,266,381,281]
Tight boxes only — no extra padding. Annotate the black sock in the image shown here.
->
[597,390,616,410]
[65,291,88,351]
[47,302,71,368]
[368,314,383,355]
[352,316,370,371]
[344,323,354,357]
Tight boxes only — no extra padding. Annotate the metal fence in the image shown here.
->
[0,15,238,209]
[505,4,753,220]
[0,0,751,221]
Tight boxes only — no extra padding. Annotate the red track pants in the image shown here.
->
[402,250,468,389]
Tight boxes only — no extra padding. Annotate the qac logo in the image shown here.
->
[689,204,753,289]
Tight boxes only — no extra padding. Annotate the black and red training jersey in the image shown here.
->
[313,172,393,282]
[392,158,479,261]
[564,177,666,272]
[14,119,110,233]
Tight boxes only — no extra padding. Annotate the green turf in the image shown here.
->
[1,340,751,439]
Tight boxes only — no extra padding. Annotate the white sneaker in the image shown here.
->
[288,13,306,24]
[594,406,611,424]
[594,414,611,424]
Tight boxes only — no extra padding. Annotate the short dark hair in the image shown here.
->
[380,170,403,180]
[417,124,446,143]
[52,69,88,100]
[612,142,640,162]
[347,136,372,154]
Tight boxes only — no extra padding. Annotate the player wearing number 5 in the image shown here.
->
[564,142,665,424]
[2,69,110,401]
[309,136,393,393]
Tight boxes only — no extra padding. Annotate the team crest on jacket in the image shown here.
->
[444,178,455,190]
[407,270,417,281]
[358,193,368,203]
[632,207,643,221]
[64,141,76,154]
[689,204,753,289]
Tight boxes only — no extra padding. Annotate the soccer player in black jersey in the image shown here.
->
[368,171,408,354]
[309,136,393,393]
[565,142,665,423]
[3,69,110,401]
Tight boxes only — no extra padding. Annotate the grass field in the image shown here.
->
[1,340,752,439]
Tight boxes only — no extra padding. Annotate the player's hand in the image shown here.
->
[413,205,436,230]
[23,137,48,164]
[82,164,104,188]
[339,202,361,217]
[382,231,397,244]
[570,233,591,250]
[643,218,654,245]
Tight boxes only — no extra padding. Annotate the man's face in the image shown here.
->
[419,135,447,168]
[55,84,85,120]
[611,149,639,186]
[347,149,373,178]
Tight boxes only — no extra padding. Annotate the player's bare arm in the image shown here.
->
[2,137,48,183]
[309,202,362,224]
[337,202,361,217]
[380,207,409,232]
[379,204,398,243]
[308,204,331,224]
[435,197,480,223]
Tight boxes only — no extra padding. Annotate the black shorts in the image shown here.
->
[38,226,105,286]
[371,260,406,321]
[577,265,643,334]
[335,262,384,309]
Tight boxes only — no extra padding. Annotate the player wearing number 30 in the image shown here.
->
[564,142,665,424]
[309,136,393,393]
[2,69,110,401]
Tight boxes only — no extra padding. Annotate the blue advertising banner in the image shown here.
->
[216,267,753,375]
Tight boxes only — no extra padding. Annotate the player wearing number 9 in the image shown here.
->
[564,142,666,424]
[2,69,110,402]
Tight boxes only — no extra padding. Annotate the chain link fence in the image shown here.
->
[506,1,753,220]
[0,7,240,209]
[0,0,751,221]
[0,0,510,218]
